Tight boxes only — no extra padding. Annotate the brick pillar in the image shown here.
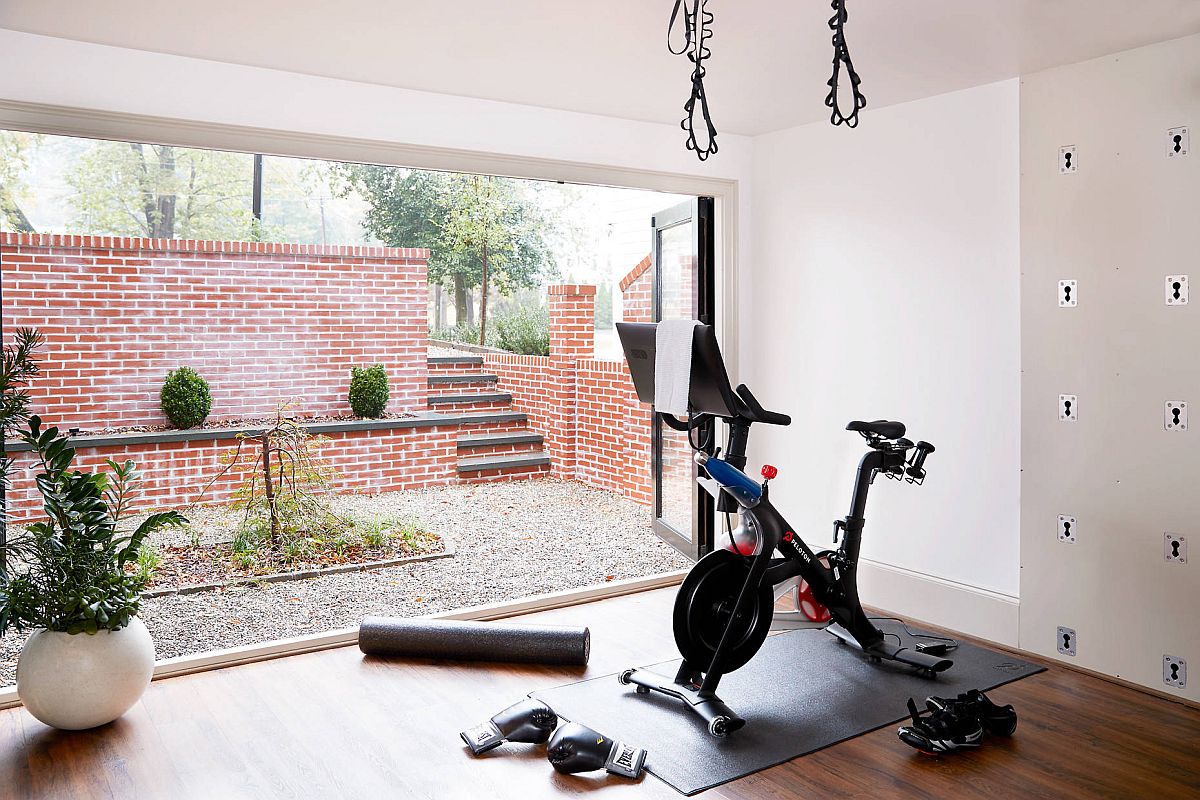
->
[546,284,596,478]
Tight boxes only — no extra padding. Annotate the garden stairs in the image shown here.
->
[427,355,551,481]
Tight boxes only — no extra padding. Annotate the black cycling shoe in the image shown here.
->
[897,698,984,754]
[927,689,1018,736]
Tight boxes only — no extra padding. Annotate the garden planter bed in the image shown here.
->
[82,411,419,438]
[142,540,453,598]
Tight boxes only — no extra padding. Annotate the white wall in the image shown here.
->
[746,80,1022,642]
[1019,32,1200,700]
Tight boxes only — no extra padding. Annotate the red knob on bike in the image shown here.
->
[761,464,778,480]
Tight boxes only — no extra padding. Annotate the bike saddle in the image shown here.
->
[846,419,906,439]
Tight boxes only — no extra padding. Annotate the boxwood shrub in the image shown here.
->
[349,364,390,418]
[160,366,212,429]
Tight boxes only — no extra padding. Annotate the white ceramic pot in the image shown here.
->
[16,616,155,730]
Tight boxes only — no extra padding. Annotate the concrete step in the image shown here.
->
[428,373,499,385]
[457,431,544,449]
[427,392,513,407]
[428,355,484,366]
[457,452,551,473]
[444,411,528,427]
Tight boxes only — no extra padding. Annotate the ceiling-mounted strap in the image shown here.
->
[668,0,719,161]
[825,0,868,127]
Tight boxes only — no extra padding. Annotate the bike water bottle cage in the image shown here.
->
[695,452,762,508]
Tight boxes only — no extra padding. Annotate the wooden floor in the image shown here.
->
[2,588,1198,800]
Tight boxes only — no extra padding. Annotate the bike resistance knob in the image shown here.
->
[761,464,778,480]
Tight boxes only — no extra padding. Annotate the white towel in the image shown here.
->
[654,319,701,416]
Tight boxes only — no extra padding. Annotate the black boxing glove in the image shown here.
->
[460,699,558,755]
[546,722,646,778]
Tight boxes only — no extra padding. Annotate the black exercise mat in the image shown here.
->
[533,622,1043,795]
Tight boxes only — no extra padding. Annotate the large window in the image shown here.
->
[0,130,696,688]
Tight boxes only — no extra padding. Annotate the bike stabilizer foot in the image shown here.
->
[827,625,953,675]
[618,668,745,737]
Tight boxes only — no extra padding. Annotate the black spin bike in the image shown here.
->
[616,323,951,737]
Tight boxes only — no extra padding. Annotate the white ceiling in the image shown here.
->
[2,1,1198,135]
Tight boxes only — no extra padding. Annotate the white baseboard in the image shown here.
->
[855,558,1020,647]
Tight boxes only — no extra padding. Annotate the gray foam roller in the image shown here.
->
[358,617,590,665]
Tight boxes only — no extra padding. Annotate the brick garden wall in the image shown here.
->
[575,359,653,505]
[0,233,429,430]
[480,282,656,505]
[620,254,653,324]
[2,424,460,523]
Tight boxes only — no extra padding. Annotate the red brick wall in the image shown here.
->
[0,234,429,430]
[480,282,655,505]
[545,284,595,477]
[484,353,556,438]
[619,254,653,324]
[4,424,460,522]
[575,359,653,504]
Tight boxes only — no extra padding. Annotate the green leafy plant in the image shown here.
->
[134,543,161,585]
[348,365,390,419]
[0,417,185,635]
[358,517,394,549]
[2,327,45,533]
[495,306,550,356]
[160,366,212,429]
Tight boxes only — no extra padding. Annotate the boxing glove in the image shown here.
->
[546,722,646,778]
[460,699,558,755]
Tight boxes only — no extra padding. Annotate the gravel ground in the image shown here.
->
[0,479,689,687]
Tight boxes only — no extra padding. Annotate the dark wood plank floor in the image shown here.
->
[2,587,1198,799]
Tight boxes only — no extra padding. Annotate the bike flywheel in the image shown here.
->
[673,550,774,674]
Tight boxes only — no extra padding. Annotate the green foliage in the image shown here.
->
[0,418,185,635]
[358,517,393,549]
[134,543,161,586]
[494,306,550,356]
[348,365,390,419]
[66,142,254,239]
[1,328,44,436]
[195,405,343,559]
[333,166,558,325]
[1,327,44,524]
[594,282,614,330]
[0,131,40,232]
[429,322,499,349]
[222,510,427,572]
[160,367,213,429]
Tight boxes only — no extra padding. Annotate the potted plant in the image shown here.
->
[0,417,185,729]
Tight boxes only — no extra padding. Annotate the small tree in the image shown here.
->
[348,365,389,418]
[160,367,213,429]
[193,404,340,549]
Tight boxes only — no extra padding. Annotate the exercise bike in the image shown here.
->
[615,322,952,737]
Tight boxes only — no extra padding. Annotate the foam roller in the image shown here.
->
[358,617,590,666]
